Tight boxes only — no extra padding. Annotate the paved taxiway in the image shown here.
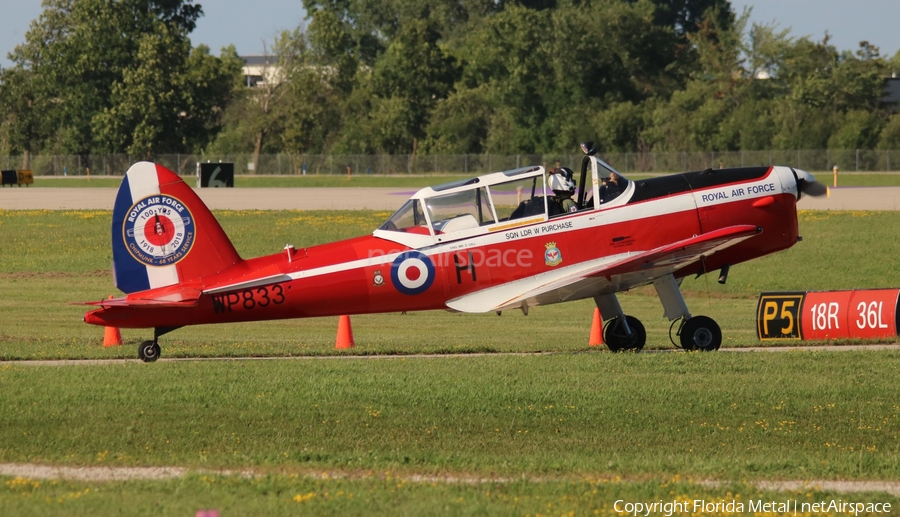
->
[2,184,900,211]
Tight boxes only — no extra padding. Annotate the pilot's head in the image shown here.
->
[549,167,576,195]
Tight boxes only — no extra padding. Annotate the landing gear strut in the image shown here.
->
[654,273,722,351]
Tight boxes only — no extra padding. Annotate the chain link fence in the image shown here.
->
[3,149,898,176]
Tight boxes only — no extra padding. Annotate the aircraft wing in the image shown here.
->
[446,225,761,313]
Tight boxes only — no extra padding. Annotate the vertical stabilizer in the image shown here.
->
[111,162,241,293]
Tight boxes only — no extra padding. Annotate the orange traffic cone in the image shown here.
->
[103,295,123,347]
[103,325,122,347]
[589,307,604,347]
[335,315,355,349]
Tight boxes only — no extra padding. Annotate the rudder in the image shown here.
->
[111,162,242,293]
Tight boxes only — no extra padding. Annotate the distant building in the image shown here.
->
[241,55,281,87]
[884,76,900,111]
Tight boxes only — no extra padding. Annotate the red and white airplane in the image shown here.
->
[80,143,825,361]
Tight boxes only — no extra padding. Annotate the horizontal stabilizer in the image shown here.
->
[72,288,202,308]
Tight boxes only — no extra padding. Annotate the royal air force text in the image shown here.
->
[700,183,776,203]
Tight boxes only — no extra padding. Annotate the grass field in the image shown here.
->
[3,208,900,514]
[2,209,900,358]
[2,353,900,515]
[23,170,900,188]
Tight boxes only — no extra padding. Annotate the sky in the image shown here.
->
[1,0,898,69]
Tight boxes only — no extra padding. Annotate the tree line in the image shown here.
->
[2,0,900,171]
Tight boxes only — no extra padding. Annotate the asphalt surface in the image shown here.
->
[3,185,900,210]
[0,186,407,210]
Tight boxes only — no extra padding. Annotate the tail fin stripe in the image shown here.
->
[148,265,179,289]
[127,162,162,202]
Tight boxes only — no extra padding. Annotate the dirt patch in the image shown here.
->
[1,463,898,495]
[0,269,109,279]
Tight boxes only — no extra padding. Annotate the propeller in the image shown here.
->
[794,168,828,198]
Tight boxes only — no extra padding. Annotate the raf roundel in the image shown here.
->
[391,251,435,295]
[123,194,196,267]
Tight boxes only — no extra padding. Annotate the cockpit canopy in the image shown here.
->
[377,160,632,247]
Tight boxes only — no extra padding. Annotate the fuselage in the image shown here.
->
[85,165,802,329]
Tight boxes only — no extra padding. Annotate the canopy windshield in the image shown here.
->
[379,199,428,232]
[595,158,630,205]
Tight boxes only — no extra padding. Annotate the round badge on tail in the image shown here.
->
[123,194,195,266]
[391,251,435,295]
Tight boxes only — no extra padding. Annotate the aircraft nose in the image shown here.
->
[794,168,827,197]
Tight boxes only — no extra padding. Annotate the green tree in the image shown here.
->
[209,29,338,167]
[93,32,241,159]
[0,67,44,167]
[5,0,211,156]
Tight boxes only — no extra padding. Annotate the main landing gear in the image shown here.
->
[593,273,723,352]
[594,294,646,352]
[137,326,182,363]
[674,315,722,351]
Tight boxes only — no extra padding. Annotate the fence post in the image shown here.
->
[889,150,892,172]
[856,149,859,171]
[516,154,520,168]
[489,154,492,173]
[464,154,468,174]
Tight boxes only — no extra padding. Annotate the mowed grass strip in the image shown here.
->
[1,352,899,480]
[2,210,900,358]
[3,474,898,517]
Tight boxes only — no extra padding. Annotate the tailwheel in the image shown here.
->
[679,316,721,351]
[604,315,646,352]
[138,340,161,362]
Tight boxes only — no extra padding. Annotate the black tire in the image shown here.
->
[679,316,721,351]
[138,340,161,362]
[604,315,646,352]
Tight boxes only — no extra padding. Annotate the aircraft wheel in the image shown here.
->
[679,316,721,351]
[604,315,646,352]
[138,340,161,363]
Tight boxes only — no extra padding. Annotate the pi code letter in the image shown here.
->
[757,292,805,340]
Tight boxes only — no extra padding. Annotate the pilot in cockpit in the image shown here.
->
[599,172,626,203]
[548,167,578,213]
